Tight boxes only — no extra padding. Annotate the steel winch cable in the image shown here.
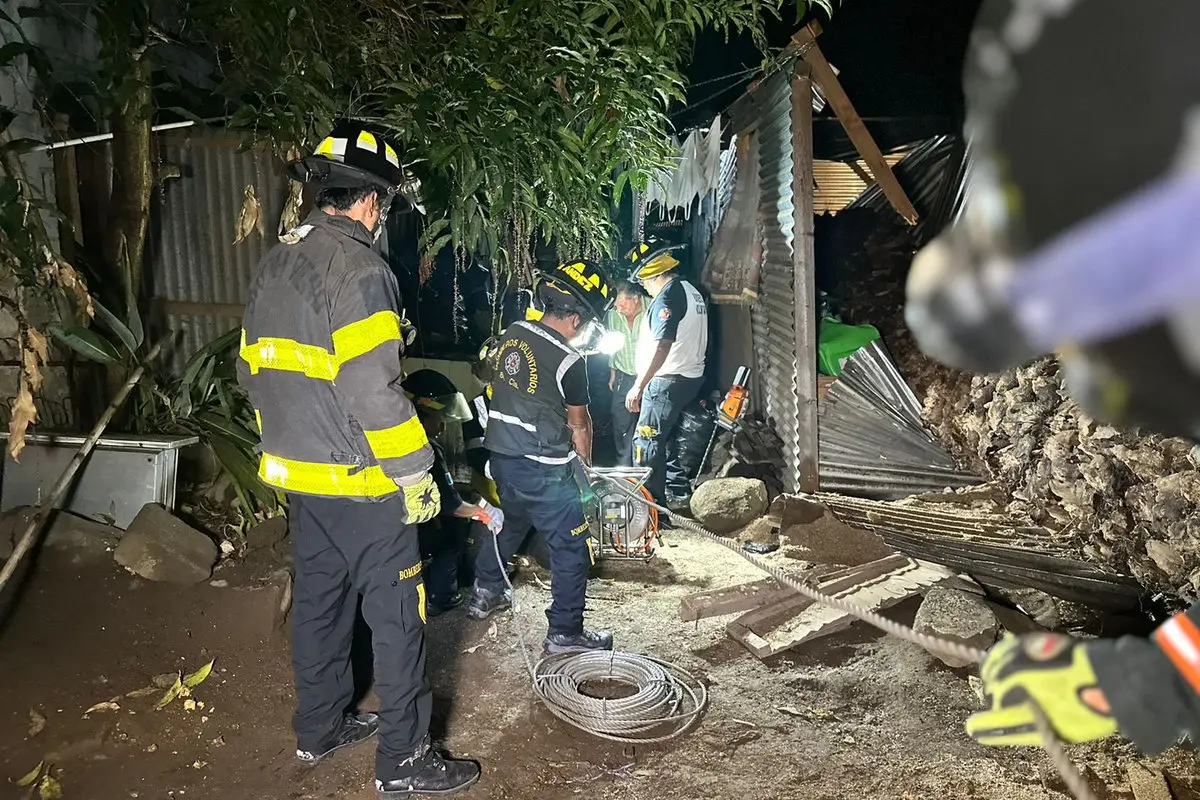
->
[580,472,1099,800]
[491,535,710,745]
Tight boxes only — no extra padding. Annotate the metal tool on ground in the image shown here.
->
[693,365,752,484]
[586,466,658,561]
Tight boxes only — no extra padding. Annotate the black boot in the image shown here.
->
[296,713,379,763]
[427,590,465,618]
[466,584,511,621]
[544,629,614,653]
[376,751,481,797]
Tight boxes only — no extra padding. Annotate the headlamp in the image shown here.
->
[570,319,624,356]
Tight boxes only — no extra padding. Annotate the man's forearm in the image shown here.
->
[570,415,593,464]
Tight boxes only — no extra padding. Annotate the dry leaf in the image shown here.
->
[16,760,43,787]
[155,674,184,710]
[775,705,804,717]
[8,377,38,462]
[233,185,263,245]
[124,686,160,699]
[278,160,303,239]
[183,659,215,688]
[26,327,48,362]
[22,347,43,392]
[38,773,62,800]
[461,643,485,654]
[28,709,46,738]
[83,701,120,716]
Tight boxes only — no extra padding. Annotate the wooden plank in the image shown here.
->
[790,64,819,494]
[733,560,957,659]
[793,23,919,226]
[679,579,796,622]
[726,555,910,652]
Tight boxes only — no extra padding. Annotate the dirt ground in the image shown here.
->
[1,519,1198,800]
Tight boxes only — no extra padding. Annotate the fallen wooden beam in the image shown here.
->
[679,578,796,623]
[793,23,919,225]
[728,555,956,659]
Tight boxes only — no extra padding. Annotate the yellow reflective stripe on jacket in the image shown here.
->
[363,416,430,460]
[240,329,338,380]
[240,311,403,382]
[331,310,403,366]
[258,452,398,498]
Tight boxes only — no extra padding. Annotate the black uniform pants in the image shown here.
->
[474,454,591,635]
[610,370,639,467]
[418,516,469,604]
[289,493,431,781]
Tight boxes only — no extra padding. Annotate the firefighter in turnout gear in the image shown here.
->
[237,120,480,797]
[902,0,1200,756]
[467,260,619,653]
[624,237,708,511]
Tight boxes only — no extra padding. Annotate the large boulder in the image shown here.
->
[114,504,218,584]
[913,587,1000,668]
[690,478,769,535]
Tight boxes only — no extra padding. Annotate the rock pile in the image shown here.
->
[923,359,1200,605]
[828,210,1199,606]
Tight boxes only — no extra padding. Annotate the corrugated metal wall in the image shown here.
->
[751,68,802,492]
[148,129,287,374]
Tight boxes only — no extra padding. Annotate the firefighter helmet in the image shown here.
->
[401,369,472,421]
[529,260,616,323]
[286,120,413,212]
[625,237,687,283]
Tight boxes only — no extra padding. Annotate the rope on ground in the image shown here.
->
[584,472,1099,800]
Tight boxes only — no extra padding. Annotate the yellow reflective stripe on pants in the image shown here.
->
[239,311,402,382]
[363,416,429,460]
[332,310,403,365]
[258,452,398,498]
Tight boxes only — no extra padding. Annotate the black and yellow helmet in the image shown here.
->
[625,237,687,283]
[286,119,412,212]
[402,369,472,421]
[527,259,616,323]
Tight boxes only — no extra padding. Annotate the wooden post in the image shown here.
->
[794,23,919,226]
[790,64,819,494]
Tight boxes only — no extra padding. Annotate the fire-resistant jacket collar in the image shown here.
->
[303,208,376,248]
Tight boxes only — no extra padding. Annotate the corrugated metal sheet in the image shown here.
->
[751,67,802,492]
[846,135,967,245]
[818,341,980,499]
[816,493,1144,610]
[149,129,287,375]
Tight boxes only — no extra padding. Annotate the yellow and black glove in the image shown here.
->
[966,633,1119,747]
[397,473,441,525]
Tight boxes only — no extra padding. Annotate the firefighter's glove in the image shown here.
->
[966,633,1118,748]
[474,498,505,535]
[397,473,441,525]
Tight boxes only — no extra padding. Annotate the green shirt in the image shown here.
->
[606,302,645,376]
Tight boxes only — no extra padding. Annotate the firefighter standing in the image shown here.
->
[238,120,479,797]
[625,238,709,511]
[902,0,1200,756]
[467,261,618,653]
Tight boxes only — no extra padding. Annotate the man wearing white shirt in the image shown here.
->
[623,238,708,510]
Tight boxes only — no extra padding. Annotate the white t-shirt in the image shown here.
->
[635,277,707,380]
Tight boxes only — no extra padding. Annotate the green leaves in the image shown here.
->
[50,325,121,364]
